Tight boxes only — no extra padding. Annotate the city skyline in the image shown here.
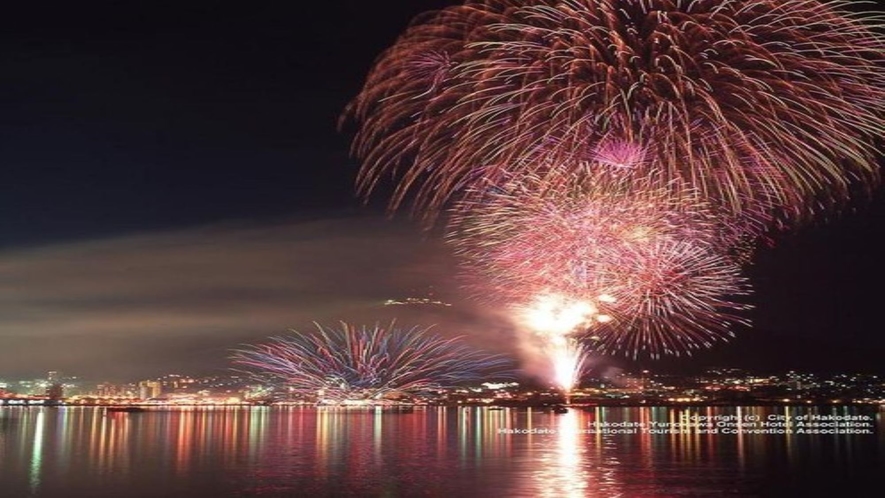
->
[3,366,883,409]
[0,1,884,381]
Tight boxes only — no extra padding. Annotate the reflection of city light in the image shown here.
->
[29,409,45,494]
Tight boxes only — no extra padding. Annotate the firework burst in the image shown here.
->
[232,322,511,403]
[450,174,727,297]
[341,0,884,375]
[487,239,750,358]
[345,0,885,229]
[451,177,751,357]
[589,238,752,357]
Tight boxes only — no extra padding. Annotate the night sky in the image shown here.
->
[1,1,883,381]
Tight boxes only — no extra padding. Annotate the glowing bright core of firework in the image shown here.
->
[521,293,598,336]
[517,293,605,392]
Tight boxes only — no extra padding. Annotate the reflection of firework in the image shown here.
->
[232,323,511,402]
[346,0,884,227]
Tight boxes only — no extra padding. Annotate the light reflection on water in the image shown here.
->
[0,405,881,497]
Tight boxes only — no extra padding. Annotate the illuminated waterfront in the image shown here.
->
[1,405,881,497]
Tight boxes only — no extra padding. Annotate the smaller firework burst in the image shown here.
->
[452,174,752,358]
[551,338,588,395]
[591,139,646,170]
[449,174,729,303]
[590,238,752,358]
[232,322,512,403]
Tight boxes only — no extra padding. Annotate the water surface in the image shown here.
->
[1,405,881,497]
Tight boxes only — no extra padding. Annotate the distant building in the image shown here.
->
[158,374,196,392]
[97,382,126,397]
[138,380,162,400]
[45,382,64,401]
[44,371,64,401]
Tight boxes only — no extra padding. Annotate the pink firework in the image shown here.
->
[231,322,513,402]
[514,293,595,393]
[449,175,725,300]
[503,238,751,358]
[589,238,752,358]
[450,179,751,357]
[344,0,885,232]
[591,139,646,170]
[342,0,883,364]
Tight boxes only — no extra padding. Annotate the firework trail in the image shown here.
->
[345,0,884,231]
[232,322,511,403]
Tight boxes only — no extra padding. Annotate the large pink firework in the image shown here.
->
[345,0,885,231]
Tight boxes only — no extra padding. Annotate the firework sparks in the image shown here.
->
[550,337,587,397]
[520,293,599,336]
[342,0,884,381]
[590,238,752,357]
[450,175,729,300]
[232,322,511,403]
[452,178,752,358]
[345,0,884,229]
[515,293,596,393]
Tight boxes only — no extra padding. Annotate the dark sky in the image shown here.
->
[0,1,882,381]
